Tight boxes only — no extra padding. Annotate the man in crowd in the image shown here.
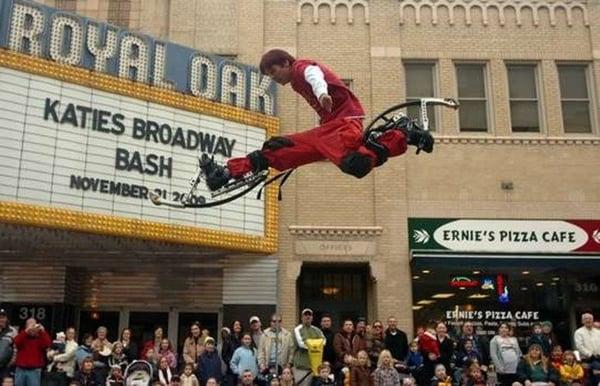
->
[14,318,51,386]
[352,318,369,355]
[574,312,600,386]
[459,322,489,365]
[239,370,257,386]
[0,310,17,379]
[249,317,263,349]
[258,313,294,374]
[293,309,325,386]
[384,316,408,363]
[320,314,336,365]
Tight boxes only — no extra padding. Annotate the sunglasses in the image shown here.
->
[271,319,282,323]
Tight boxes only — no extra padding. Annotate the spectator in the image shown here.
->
[118,329,137,363]
[353,320,369,357]
[459,323,489,366]
[75,334,96,370]
[106,365,124,386]
[239,370,256,386]
[258,314,294,373]
[0,309,17,379]
[573,312,600,386]
[419,320,440,384]
[334,320,354,371]
[73,358,100,386]
[197,337,221,386]
[515,343,558,386]
[527,323,551,357]
[180,363,199,386]
[157,357,173,386]
[320,315,336,366]
[158,339,177,371]
[372,350,400,386]
[221,321,242,386]
[430,364,451,386]
[142,327,164,361]
[350,351,371,386]
[14,318,51,386]
[312,362,334,386]
[170,375,181,386]
[92,327,112,384]
[144,348,158,376]
[550,345,563,371]
[107,342,128,372]
[292,309,325,386]
[454,340,483,385]
[559,350,584,386]
[46,327,78,386]
[183,323,204,370]
[249,317,263,350]
[405,341,423,380]
[279,367,294,386]
[384,318,408,364]
[2,376,14,386]
[464,363,486,386]
[339,354,354,386]
[490,322,522,386]
[204,379,217,386]
[435,322,454,374]
[542,322,558,351]
[367,321,385,371]
[230,333,258,379]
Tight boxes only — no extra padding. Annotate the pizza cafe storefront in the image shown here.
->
[408,218,600,348]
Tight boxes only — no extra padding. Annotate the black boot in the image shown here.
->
[398,117,434,154]
[199,154,231,191]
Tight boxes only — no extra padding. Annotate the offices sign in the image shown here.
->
[409,218,600,253]
[0,1,279,251]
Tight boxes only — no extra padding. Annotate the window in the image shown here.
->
[404,63,437,131]
[456,63,488,132]
[507,64,540,132]
[558,64,593,133]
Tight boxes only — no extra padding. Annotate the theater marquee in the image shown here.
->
[0,0,279,252]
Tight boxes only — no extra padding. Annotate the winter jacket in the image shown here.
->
[0,326,17,368]
[333,333,354,369]
[559,363,584,383]
[197,350,222,384]
[230,346,258,377]
[350,365,372,386]
[293,324,325,370]
[406,351,424,369]
[516,359,559,384]
[490,335,521,374]
[528,334,551,356]
[322,329,336,365]
[352,334,369,356]
[76,345,96,368]
[384,330,408,362]
[51,339,79,377]
[74,370,101,386]
[221,335,241,374]
[159,349,177,370]
[180,373,200,386]
[14,329,51,369]
[257,327,294,368]
[372,367,401,386]
[183,336,205,366]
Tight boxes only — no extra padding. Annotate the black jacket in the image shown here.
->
[384,329,408,362]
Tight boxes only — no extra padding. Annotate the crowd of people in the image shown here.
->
[1,308,599,386]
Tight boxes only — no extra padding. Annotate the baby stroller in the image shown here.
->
[124,360,154,386]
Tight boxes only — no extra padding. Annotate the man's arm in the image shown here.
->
[574,330,592,358]
[304,66,332,112]
[294,325,307,350]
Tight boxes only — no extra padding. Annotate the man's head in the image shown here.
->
[462,322,474,336]
[259,49,295,85]
[270,314,282,331]
[387,317,397,332]
[341,319,354,334]
[320,314,332,330]
[240,370,254,386]
[25,318,40,336]
[582,312,594,328]
[356,318,366,335]
[249,316,261,332]
[301,309,313,326]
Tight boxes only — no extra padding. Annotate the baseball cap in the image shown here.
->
[301,308,313,316]
[0,309,6,316]
[249,316,260,324]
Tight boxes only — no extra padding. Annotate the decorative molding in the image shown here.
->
[436,135,600,145]
[297,0,370,24]
[398,0,589,27]
[289,225,383,237]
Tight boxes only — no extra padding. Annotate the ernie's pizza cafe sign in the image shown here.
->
[409,218,600,253]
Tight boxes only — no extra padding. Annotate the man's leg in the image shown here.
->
[292,368,312,386]
[15,368,25,386]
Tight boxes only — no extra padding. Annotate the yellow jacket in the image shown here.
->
[559,363,584,382]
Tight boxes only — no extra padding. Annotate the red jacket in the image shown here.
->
[14,329,51,368]
[419,331,440,357]
[290,59,365,124]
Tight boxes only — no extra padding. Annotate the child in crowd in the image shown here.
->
[372,350,401,386]
[405,341,424,378]
[279,367,295,386]
[550,345,563,371]
[339,354,355,386]
[527,324,551,356]
[430,364,452,386]
[47,332,67,371]
[145,348,159,376]
[108,342,129,372]
[74,357,101,386]
[180,363,199,386]
[1,377,14,386]
[312,362,335,386]
[157,356,174,386]
[106,365,124,386]
[464,364,486,386]
[351,351,371,386]
[558,350,584,386]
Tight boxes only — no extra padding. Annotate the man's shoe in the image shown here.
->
[407,125,434,154]
[199,154,231,191]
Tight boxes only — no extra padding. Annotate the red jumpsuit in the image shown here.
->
[226,59,408,178]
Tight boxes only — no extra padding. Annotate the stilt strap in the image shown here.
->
[256,169,295,201]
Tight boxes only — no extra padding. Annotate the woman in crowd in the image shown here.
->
[156,356,173,386]
[107,341,128,372]
[158,338,177,371]
[490,323,522,386]
[350,350,371,386]
[230,333,258,380]
[368,321,386,371]
[142,327,164,360]
[221,321,243,386]
[183,322,205,370]
[49,327,78,380]
[527,324,551,357]
[119,328,138,363]
[334,320,355,371]
[372,350,400,386]
[75,334,97,371]
[515,343,559,386]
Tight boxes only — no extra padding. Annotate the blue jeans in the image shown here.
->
[15,368,42,386]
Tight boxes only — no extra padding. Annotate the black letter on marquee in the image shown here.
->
[44,98,60,122]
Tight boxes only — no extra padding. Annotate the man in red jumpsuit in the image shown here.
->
[201,49,433,191]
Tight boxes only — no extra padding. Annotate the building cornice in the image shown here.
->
[289,225,384,237]
[436,135,600,145]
